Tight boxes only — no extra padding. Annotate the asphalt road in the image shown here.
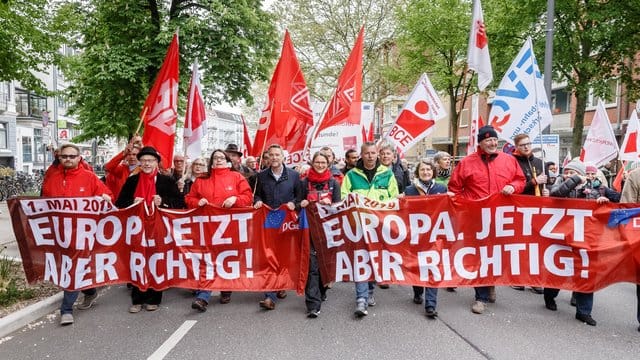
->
[0,281,638,360]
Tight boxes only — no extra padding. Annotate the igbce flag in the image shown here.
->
[141,33,179,170]
[183,61,206,161]
[619,110,640,161]
[488,37,552,144]
[386,73,446,153]
[467,0,493,90]
[580,99,619,167]
[252,30,313,167]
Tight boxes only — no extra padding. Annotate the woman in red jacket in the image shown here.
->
[185,149,253,312]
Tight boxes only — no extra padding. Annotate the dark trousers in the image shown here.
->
[544,288,593,315]
[305,251,322,312]
[637,284,640,324]
[475,286,490,302]
[132,286,163,305]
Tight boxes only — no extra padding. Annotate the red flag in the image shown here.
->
[311,27,364,139]
[141,33,180,170]
[252,30,313,167]
[183,61,206,160]
[241,115,253,158]
[613,161,627,192]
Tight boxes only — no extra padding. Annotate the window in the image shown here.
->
[551,88,571,114]
[22,136,32,162]
[459,108,469,127]
[0,82,8,111]
[34,129,42,161]
[588,79,618,108]
[0,123,7,149]
[15,89,46,117]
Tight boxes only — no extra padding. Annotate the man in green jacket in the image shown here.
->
[341,142,399,317]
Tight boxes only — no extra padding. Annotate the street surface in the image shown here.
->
[0,201,639,359]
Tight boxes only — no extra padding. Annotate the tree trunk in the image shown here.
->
[572,87,589,157]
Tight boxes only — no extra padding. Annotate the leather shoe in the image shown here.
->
[276,290,287,299]
[413,295,423,305]
[219,294,231,304]
[544,296,557,311]
[425,307,438,318]
[191,299,207,312]
[259,298,275,310]
[576,313,596,326]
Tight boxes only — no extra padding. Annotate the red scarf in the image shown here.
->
[134,169,157,206]
[306,167,331,184]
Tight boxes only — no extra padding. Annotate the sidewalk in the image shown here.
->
[0,201,21,260]
[0,200,62,339]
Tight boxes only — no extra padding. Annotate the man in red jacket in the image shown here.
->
[104,137,142,201]
[42,143,113,326]
[449,125,526,314]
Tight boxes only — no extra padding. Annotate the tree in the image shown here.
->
[271,0,402,105]
[61,0,278,142]
[393,0,475,156]
[0,0,65,92]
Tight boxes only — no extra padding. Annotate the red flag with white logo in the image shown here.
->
[141,33,179,170]
[183,61,206,161]
[252,30,313,167]
[310,27,364,140]
[241,115,253,158]
[580,99,619,167]
[619,110,640,161]
[467,0,492,90]
[384,73,447,154]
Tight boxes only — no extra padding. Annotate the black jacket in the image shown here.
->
[116,173,184,209]
[254,166,303,210]
[513,153,544,195]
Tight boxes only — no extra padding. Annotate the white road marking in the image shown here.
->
[147,320,197,360]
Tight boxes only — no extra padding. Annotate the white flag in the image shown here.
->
[488,37,553,144]
[619,110,640,161]
[467,0,492,90]
[580,99,619,167]
[183,61,206,160]
[385,73,447,154]
[467,94,482,154]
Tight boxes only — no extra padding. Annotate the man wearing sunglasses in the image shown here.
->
[41,143,113,326]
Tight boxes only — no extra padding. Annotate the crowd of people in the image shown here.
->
[39,126,640,332]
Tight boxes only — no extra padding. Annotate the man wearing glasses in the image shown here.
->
[510,133,547,293]
[41,143,113,326]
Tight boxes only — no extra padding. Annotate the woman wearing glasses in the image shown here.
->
[178,157,208,196]
[115,146,184,313]
[405,159,447,319]
[184,149,253,312]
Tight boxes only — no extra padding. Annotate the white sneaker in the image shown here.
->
[367,295,376,307]
[354,300,368,317]
[471,300,486,314]
[60,313,74,326]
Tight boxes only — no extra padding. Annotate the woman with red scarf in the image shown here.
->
[184,149,253,312]
[300,152,341,318]
[116,146,184,313]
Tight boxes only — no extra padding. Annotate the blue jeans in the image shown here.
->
[195,290,212,303]
[474,286,490,302]
[264,291,277,302]
[544,288,593,315]
[412,286,438,308]
[355,281,375,302]
[60,288,96,315]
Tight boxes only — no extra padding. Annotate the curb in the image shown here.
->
[0,291,63,339]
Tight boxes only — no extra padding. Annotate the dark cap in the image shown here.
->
[136,146,161,162]
[478,125,498,142]
[224,143,243,156]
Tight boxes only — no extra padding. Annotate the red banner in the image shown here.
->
[9,198,309,294]
[307,193,640,292]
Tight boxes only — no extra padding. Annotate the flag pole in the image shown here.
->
[253,98,275,196]
[133,106,148,141]
[527,37,547,192]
